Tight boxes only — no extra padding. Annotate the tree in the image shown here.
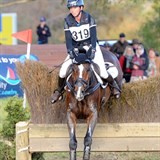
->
[139,0,160,52]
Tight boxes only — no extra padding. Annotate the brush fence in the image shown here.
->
[16,122,160,160]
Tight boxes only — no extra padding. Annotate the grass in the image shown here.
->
[42,152,160,160]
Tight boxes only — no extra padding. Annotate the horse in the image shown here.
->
[65,47,123,160]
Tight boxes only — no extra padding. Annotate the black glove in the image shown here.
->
[68,51,74,59]
[89,49,96,59]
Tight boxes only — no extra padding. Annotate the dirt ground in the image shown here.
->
[43,152,160,160]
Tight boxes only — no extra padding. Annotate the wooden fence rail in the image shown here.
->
[16,122,160,160]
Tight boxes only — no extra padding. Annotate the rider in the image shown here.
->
[51,0,121,103]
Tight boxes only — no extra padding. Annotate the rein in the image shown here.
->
[66,64,101,97]
[66,79,101,97]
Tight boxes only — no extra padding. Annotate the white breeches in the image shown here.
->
[59,55,72,78]
[59,43,118,79]
[92,44,108,79]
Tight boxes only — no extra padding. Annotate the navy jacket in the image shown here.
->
[64,11,97,53]
[37,24,51,44]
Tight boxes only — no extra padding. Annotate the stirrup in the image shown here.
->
[51,90,63,104]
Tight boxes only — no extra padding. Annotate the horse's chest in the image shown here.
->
[69,102,96,118]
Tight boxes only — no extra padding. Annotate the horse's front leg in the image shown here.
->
[67,109,77,160]
[83,104,98,160]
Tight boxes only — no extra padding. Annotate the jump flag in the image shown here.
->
[12,29,32,44]
[12,29,32,59]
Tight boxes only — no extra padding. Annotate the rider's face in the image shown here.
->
[69,6,81,17]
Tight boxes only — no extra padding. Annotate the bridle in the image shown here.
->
[66,63,101,100]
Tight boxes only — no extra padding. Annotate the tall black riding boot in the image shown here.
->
[104,74,121,99]
[51,77,65,103]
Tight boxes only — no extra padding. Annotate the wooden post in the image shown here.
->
[16,121,31,160]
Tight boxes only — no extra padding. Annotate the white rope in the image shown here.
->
[17,128,28,135]
[18,146,29,152]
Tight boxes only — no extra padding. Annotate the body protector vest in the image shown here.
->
[64,11,97,53]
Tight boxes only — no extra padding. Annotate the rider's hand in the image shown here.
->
[73,48,79,56]
[68,51,74,59]
[89,49,96,59]
[42,30,46,34]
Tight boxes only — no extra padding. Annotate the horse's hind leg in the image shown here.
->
[67,111,77,160]
[83,105,98,160]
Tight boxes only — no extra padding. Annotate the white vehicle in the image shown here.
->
[98,39,132,47]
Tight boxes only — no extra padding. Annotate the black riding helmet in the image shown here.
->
[67,0,84,9]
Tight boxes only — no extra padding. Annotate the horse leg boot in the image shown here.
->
[83,133,92,160]
[51,76,65,103]
[83,106,98,160]
[103,74,121,98]
[67,111,77,160]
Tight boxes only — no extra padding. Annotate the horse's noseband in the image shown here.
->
[75,78,89,88]
[66,64,101,100]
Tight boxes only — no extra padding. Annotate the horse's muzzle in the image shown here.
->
[75,85,84,101]
[76,95,84,101]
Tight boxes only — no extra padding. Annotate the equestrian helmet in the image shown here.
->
[67,0,84,8]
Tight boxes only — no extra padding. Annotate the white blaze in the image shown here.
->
[76,64,84,101]
[78,64,83,78]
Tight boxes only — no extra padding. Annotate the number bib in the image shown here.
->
[69,24,90,41]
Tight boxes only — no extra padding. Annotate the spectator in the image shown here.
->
[36,17,51,44]
[147,48,160,77]
[132,38,148,59]
[119,45,135,83]
[132,39,140,53]
[110,33,129,59]
[104,42,111,51]
[130,44,148,82]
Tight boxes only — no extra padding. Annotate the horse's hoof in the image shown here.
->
[83,146,90,160]
[70,150,76,160]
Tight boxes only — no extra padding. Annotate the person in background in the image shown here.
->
[130,44,148,82]
[110,33,129,59]
[119,45,135,83]
[132,39,140,53]
[132,38,148,58]
[36,17,51,44]
[104,42,111,51]
[147,48,160,77]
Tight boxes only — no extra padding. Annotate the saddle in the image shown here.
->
[66,56,117,89]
